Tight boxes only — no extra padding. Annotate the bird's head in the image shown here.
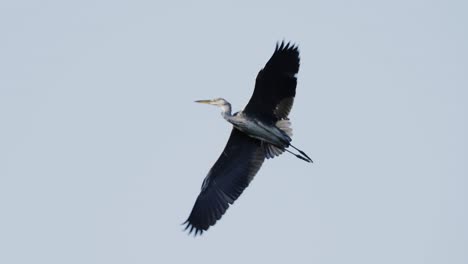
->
[195,98,229,107]
[195,98,232,117]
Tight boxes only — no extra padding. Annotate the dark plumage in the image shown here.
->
[184,41,310,236]
[244,42,299,121]
[183,129,264,236]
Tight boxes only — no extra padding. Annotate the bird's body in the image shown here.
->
[184,42,312,235]
[227,110,292,150]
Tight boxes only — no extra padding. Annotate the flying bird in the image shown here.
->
[184,41,312,236]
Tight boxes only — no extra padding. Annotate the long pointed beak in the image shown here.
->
[195,99,213,105]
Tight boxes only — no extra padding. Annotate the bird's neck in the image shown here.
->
[220,103,232,119]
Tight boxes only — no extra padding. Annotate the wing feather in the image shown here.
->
[244,41,300,121]
[184,128,265,235]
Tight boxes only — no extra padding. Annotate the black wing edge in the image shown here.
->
[275,40,299,54]
[270,40,300,77]
[243,40,300,120]
[182,186,231,236]
[183,219,205,236]
[182,129,265,237]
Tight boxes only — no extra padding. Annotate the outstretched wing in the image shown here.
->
[244,41,300,121]
[184,128,265,235]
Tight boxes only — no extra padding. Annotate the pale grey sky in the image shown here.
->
[1,1,467,263]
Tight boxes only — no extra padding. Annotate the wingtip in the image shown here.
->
[182,219,205,237]
[275,40,299,52]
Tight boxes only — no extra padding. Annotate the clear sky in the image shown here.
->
[1,1,467,263]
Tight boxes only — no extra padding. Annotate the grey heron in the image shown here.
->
[184,41,312,236]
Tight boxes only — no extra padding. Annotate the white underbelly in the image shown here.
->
[231,119,289,147]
